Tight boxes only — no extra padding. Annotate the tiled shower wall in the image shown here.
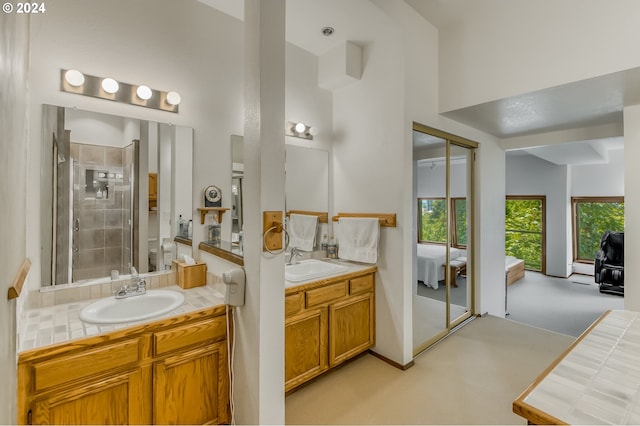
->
[71,142,132,281]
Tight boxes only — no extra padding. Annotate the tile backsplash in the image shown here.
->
[28,271,177,310]
[28,269,225,310]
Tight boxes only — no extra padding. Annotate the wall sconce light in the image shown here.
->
[60,69,181,113]
[285,121,318,140]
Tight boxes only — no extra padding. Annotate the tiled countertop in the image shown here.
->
[20,284,225,353]
[514,310,640,425]
[284,259,377,294]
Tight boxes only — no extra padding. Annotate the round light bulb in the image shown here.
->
[166,91,181,106]
[101,78,119,94]
[294,122,306,133]
[136,85,152,100]
[64,69,85,87]
[309,126,318,136]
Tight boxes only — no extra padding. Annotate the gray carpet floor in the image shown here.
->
[506,271,624,337]
[416,275,468,307]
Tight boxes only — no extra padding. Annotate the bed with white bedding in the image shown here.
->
[417,244,464,289]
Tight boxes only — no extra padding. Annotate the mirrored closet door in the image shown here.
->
[412,123,477,355]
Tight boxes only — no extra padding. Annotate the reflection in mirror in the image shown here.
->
[228,136,329,254]
[40,105,193,286]
[231,135,244,238]
[285,145,329,213]
[449,144,473,327]
[413,132,448,350]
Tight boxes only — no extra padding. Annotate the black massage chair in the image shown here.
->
[594,231,624,296]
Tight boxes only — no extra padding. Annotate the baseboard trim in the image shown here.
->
[367,350,414,370]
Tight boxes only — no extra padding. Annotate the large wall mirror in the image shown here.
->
[229,135,329,253]
[40,105,193,286]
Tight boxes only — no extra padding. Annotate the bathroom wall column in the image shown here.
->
[234,0,286,424]
[0,12,30,425]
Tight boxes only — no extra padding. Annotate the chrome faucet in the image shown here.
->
[115,267,147,299]
[288,247,302,265]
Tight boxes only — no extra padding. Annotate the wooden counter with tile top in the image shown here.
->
[513,310,640,425]
[18,283,229,425]
[285,260,377,393]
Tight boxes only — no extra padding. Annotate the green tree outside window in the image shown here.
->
[575,199,624,261]
[505,198,543,271]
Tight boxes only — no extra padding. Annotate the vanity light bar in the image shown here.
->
[285,121,318,140]
[60,69,180,113]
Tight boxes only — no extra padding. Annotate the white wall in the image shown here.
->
[571,149,624,196]
[284,43,333,215]
[506,154,571,277]
[364,0,508,363]
[438,0,640,112]
[0,12,30,426]
[331,0,407,365]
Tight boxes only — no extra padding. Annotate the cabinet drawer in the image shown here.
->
[350,274,374,295]
[33,338,141,391]
[285,293,303,317]
[154,316,227,356]
[306,281,347,308]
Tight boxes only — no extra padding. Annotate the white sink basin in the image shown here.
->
[285,259,349,283]
[80,290,185,324]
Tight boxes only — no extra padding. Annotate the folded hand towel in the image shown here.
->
[288,214,318,252]
[338,217,379,264]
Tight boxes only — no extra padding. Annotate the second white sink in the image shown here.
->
[80,290,185,324]
[285,259,349,283]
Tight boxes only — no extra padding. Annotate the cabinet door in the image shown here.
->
[285,307,328,392]
[31,369,145,425]
[329,292,375,367]
[154,341,229,425]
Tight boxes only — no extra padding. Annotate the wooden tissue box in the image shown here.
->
[172,259,207,289]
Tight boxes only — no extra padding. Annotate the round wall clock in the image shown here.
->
[204,185,222,207]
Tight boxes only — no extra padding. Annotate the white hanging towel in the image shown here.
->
[288,214,318,252]
[338,217,380,264]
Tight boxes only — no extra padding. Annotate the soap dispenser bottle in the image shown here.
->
[321,234,328,252]
[327,235,337,259]
[178,214,184,237]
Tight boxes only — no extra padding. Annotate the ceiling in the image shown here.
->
[201,0,631,166]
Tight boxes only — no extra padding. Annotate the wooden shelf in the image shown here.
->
[197,207,229,224]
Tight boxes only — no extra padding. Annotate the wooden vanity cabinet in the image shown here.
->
[152,315,229,425]
[285,269,376,392]
[18,307,230,425]
[29,356,146,425]
[285,307,328,389]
